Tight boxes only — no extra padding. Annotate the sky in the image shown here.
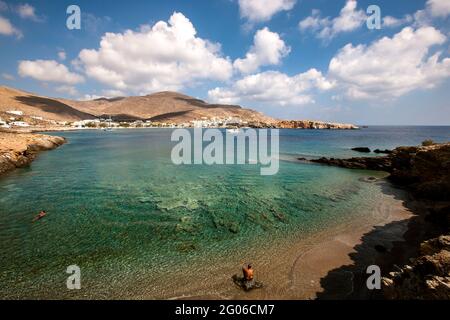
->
[0,0,449,125]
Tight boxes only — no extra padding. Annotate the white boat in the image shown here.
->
[226,128,240,134]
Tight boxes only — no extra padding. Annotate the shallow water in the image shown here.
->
[0,127,448,298]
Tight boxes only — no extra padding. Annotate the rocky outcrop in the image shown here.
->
[382,236,450,299]
[308,142,450,299]
[0,132,66,177]
[310,143,450,201]
[276,120,358,130]
[310,156,392,171]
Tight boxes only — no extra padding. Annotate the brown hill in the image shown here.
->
[0,86,95,122]
[67,91,276,124]
[0,86,275,124]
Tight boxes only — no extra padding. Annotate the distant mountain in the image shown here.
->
[0,86,275,124]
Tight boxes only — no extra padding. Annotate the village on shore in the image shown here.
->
[0,108,359,131]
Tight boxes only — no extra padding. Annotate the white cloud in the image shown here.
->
[0,15,22,38]
[78,12,233,94]
[238,0,296,23]
[78,94,104,101]
[427,0,450,18]
[299,0,366,41]
[1,73,15,80]
[55,85,78,96]
[328,27,450,100]
[58,50,66,61]
[383,15,413,28]
[18,60,84,85]
[102,89,125,97]
[233,27,290,74]
[208,69,334,107]
[17,3,38,20]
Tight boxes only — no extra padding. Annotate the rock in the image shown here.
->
[382,235,450,300]
[276,120,358,130]
[352,147,371,153]
[375,245,388,253]
[374,149,393,154]
[310,156,392,171]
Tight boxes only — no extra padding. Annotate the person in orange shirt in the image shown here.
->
[242,264,254,281]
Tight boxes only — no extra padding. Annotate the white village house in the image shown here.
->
[10,121,30,127]
[6,110,24,116]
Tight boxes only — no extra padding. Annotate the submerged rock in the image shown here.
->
[352,147,371,153]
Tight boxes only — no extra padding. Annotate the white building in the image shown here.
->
[6,110,24,116]
[10,121,30,127]
[72,119,100,128]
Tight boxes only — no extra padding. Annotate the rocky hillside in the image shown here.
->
[0,86,94,122]
[67,91,277,124]
[0,86,275,124]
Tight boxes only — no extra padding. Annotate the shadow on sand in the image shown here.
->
[316,181,443,300]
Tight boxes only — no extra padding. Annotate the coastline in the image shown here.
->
[0,130,66,178]
[305,142,450,299]
[0,129,447,299]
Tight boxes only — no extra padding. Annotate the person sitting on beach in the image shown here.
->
[243,264,254,281]
[33,210,47,222]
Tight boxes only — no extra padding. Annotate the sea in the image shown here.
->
[0,126,448,298]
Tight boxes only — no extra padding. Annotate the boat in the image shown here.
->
[226,128,240,134]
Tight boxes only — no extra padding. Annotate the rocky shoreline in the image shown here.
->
[305,142,450,299]
[0,131,66,177]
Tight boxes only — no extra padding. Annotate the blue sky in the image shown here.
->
[0,0,449,125]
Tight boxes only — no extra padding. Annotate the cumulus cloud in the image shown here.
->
[233,27,290,74]
[328,26,450,100]
[299,0,366,41]
[238,0,296,23]
[208,69,334,107]
[18,60,84,84]
[17,3,38,20]
[383,15,413,28]
[77,12,233,94]
[427,0,450,18]
[0,15,22,38]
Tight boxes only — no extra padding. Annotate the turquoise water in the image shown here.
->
[0,127,448,298]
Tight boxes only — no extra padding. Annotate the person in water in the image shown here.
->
[232,263,262,291]
[243,264,254,281]
[33,210,47,222]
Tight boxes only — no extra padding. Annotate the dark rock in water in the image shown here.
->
[311,156,392,171]
[352,147,371,153]
[374,149,393,154]
[232,275,263,291]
